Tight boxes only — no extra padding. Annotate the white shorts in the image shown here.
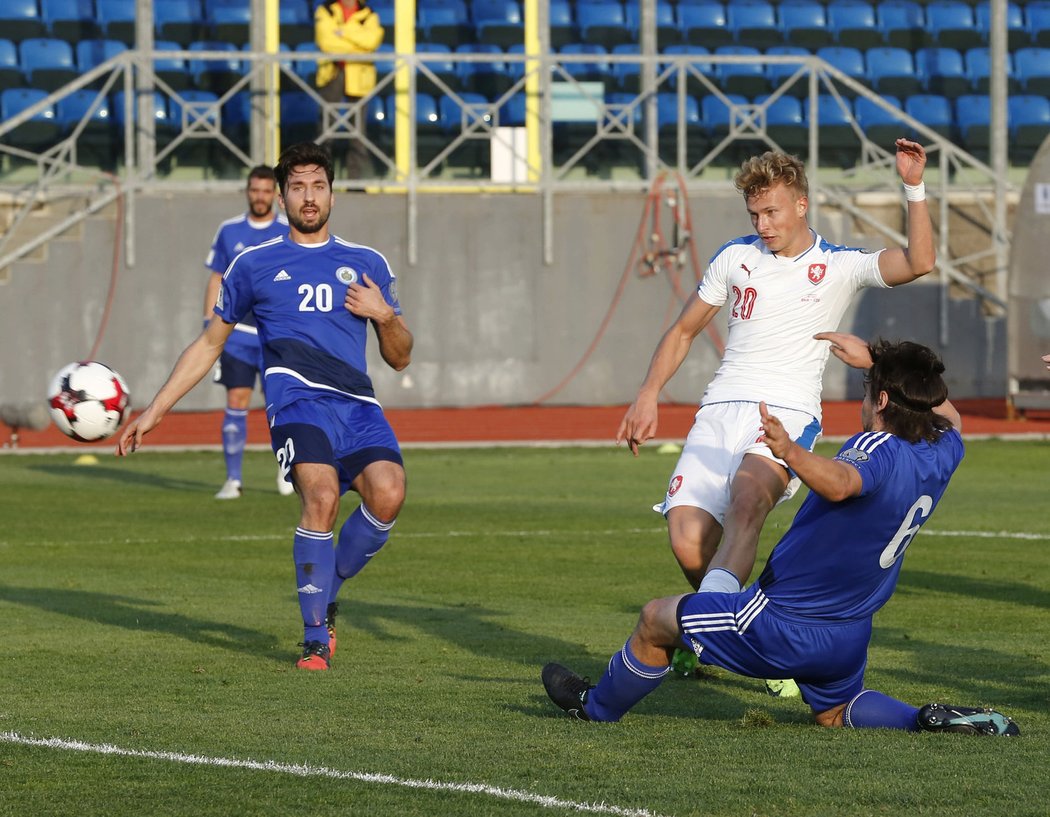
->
[656,401,822,524]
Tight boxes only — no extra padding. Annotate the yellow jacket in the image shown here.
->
[314,1,385,98]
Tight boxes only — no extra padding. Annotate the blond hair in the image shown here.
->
[734,151,809,201]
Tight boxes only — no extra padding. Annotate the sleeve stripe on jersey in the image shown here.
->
[263,366,383,407]
[333,236,395,277]
[854,431,892,452]
[221,235,286,278]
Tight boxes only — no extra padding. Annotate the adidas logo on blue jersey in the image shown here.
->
[273,270,291,282]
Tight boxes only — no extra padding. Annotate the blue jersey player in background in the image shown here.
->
[542,332,1020,736]
[118,142,413,672]
[203,165,292,500]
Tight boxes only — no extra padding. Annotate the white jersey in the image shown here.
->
[696,231,888,418]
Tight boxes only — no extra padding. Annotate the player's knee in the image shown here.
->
[636,598,677,649]
[301,485,341,527]
[360,467,406,520]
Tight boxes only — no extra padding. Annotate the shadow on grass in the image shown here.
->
[899,569,1050,610]
[26,462,215,493]
[0,583,283,663]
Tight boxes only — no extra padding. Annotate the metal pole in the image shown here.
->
[990,0,1009,308]
[641,0,657,181]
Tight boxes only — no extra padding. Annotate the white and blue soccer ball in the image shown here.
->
[47,361,131,442]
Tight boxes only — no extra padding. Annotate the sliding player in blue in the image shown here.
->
[543,333,1020,736]
[117,142,412,671]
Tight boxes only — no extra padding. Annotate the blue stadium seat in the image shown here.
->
[111,89,177,156]
[1027,2,1050,48]
[657,91,705,165]
[603,91,642,129]
[925,1,981,51]
[206,1,250,46]
[677,2,728,50]
[576,1,632,49]
[780,2,832,50]
[828,1,882,51]
[41,0,102,42]
[416,43,458,96]
[280,90,320,145]
[610,43,641,93]
[278,0,313,47]
[905,93,953,139]
[955,93,990,154]
[727,0,780,49]
[854,94,902,147]
[386,92,443,165]
[0,0,48,42]
[1008,94,1050,156]
[877,0,924,50]
[473,0,524,49]
[455,43,510,97]
[700,92,747,142]
[188,40,243,93]
[503,91,526,126]
[154,40,193,92]
[0,87,61,151]
[154,0,205,46]
[809,94,859,163]
[549,1,574,49]
[557,43,611,86]
[866,46,921,97]
[439,91,491,133]
[816,46,867,97]
[55,87,111,137]
[764,45,809,96]
[714,45,767,97]
[964,48,1018,94]
[975,2,1026,50]
[915,47,969,98]
[1015,47,1050,95]
[20,38,77,92]
[757,92,806,153]
[96,0,135,45]
[624,2,679,47]
[0,40,21,91]
[664,44,715,97]
[419,3,471,48]
[75,38,127,74]
[292,40,319,87]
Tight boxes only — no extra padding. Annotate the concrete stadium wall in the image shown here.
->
[0,189,1005,418]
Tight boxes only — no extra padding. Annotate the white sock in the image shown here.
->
[698,567,741,594]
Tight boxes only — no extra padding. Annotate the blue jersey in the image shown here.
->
[206,212,289,330]
[757,427,964,621]
[215,234,401,412]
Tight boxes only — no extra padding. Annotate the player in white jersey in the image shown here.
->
[616,142,936,655]
[117,143,413,672]
[543,334,1020,736]
[203,165,292,500]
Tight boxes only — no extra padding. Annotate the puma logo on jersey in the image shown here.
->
[741,263,753,278]
[273,270,291,281]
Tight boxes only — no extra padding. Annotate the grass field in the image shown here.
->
[1,441,1048,817]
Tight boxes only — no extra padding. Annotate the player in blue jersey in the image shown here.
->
[544,333,1020,736]
[203,165,293,500]
[117,142,413,672]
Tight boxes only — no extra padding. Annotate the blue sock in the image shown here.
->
[221,408,248,482]
[293,528,335,644]
[843,690,920,731]
[585,639,670,722]
[328,505,395,604]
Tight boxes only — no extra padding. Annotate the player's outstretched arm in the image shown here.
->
[115,319,233,456]
[877,139,936,287]
[760,401,862,502]
[1043,353,1050,370]
[616,294,720,456]
[814,331,874,370]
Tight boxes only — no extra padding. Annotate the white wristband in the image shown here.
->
[903,181,926,202]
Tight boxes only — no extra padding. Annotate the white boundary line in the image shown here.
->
[0,731,672,817]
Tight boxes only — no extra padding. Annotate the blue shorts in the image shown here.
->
[215,330,263,390]
[268,396,403,493]
[676,584,872,712]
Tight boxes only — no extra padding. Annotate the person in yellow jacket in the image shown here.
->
[314,0,385,179]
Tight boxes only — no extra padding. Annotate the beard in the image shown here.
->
[288,206,330,235]
[249,200,272,218]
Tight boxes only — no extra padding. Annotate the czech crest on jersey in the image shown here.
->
[807,263,826,284]
[336,266,358,285]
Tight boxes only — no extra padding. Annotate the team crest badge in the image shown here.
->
[807,263,826,285]
[668,475,683,497]
[336,266,359,285]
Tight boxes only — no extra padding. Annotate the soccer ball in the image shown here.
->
[47,361,131,442]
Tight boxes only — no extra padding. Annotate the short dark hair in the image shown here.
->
[274,142,334,195]
[247,164,276,184]
[866,339,953,443]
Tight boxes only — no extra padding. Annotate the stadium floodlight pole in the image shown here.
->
[640,0,657,182]
[133,0,155,177]
[990,0,1009,310]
